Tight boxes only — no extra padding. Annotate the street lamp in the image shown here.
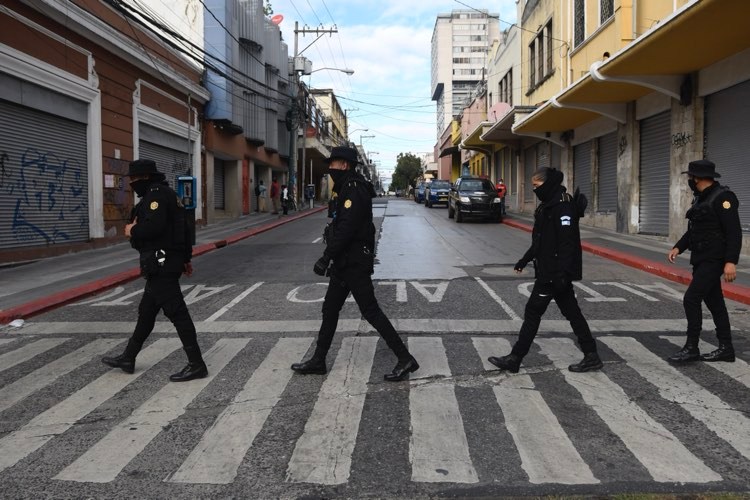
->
[310,67,355,75]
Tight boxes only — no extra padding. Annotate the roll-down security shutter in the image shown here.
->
[705,80,750,232]
[0,99,89,249]
[573,141,592,199]
[139,123,191,190]
[638,111,670,235]
[214,159,226,210]
[524,146,536,199]
[597,132,618,212]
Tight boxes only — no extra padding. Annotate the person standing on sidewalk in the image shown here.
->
[496,177,507,215]
[102,159,208,382]
[487,167,602,373]
[667,159,741,363]
[291,146,419,381]
[281,184,289,215]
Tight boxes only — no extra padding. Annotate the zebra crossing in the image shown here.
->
[0,332,748,494]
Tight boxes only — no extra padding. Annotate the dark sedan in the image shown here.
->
[414,182,426,204]
[448,177,503,223]
[424,180,451,208]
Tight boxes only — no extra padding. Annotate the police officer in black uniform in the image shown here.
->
[667,159,742,363]
[487,167,602,373]
[101,159,208,382]
[291,147,419,381]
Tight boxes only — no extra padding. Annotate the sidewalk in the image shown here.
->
[0,206,327,324]
[3,207,750,324]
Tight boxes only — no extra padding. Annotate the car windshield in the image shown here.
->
[430,181,451,189]
[460,180,492,191]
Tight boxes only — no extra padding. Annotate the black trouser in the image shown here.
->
[511,280,597,358]
[314,265,410,362]
[128,271,199,355]
[684,260,732,344]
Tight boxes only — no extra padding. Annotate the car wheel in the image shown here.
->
[455,206,463,223]
[448,203,454,219]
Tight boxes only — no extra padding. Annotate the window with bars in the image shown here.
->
[574,0,585,47]
[546,22,553,75]
[499,69,512,104]
[528,21,553,93]
[529,43,536,89]
[601,0,614,24]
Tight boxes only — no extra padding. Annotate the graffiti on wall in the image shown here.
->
[2,148,88,245]
[672,132,693,150]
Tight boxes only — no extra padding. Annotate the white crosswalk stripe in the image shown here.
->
[537,337,720,483]
[286,336,378,485]
[0,333,748,489]
[0,338,124,414]
[0,337,69,374]
[408,337,478,483]
[169,337,313,484]
[473,337,598,484]
[55,338,249,483]
[601,336,750,462]
[0,338,182,474]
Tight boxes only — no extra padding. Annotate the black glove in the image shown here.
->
[552,274,570,293]
[313,255,331,276]
[514,260,526,272]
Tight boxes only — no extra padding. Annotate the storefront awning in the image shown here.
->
[438,145,459,158]
[514,0,750,135]
[461,121,492,149]
[481,105,536,143]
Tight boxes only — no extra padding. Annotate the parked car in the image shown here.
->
[448,176,503,223]
[424,179,451,208]
[414,182,426,203]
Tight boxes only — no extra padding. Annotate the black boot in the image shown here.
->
[101,354,135,374]
[384,356,419,382]
[568,352,603,372]
[667,340,700,364]
[291,356,327,375]
[700,343,735,362]
[170,345,208,382]
[487,353,522,373]
[101,339,141,374]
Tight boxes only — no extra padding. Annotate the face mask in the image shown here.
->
[328,168,346,186]
[688,178,699,194]
[131,179,150,198]
[533,182,555,202]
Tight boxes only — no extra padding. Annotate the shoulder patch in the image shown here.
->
[150,201,159,210]
[560,215,572,226]
[344,199,352,209]
[723,200,731,209]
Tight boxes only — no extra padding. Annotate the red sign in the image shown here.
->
[271,14,284,25]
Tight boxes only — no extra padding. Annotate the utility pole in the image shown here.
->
[289,22,338,207]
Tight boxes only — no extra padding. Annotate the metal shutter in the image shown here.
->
[705,80,750,232]
[550,143,562,169]
[0,99,89,249]
[573,141,592,199]
[638,111,671,235]
[537,142,550,169]
[214,158,226,210]
[524,146,536,199]
[597,132,618,212]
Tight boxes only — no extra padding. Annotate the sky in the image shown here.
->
[271,0,518,182]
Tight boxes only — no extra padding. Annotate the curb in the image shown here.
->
[502,217,750,306]
[0,207,327,324]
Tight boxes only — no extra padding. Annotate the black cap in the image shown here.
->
[323,146,359,165]
[683,159,721,178]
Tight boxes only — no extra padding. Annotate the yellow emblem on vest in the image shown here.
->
[150,201,159,210]
[344,199,352,209]
[723,201,731,209]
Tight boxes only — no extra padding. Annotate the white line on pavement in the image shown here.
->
[205,282,264,322]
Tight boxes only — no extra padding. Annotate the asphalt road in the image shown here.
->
[1,199,749,499]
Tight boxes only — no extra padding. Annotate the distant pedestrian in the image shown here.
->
[291,146,419,381]
[254,181,261,212]
[271,177,280,214]
[487,167,602,373]
[258,180,267,212]
[101,159,207,382]
[667,159,741,363]
[281,184,289,215]
[496,178,507,215]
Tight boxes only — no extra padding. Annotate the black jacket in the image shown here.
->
[325,170,376,269]
[130,181,191,273]
[519,186,583,282]
[674,182,742,265]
